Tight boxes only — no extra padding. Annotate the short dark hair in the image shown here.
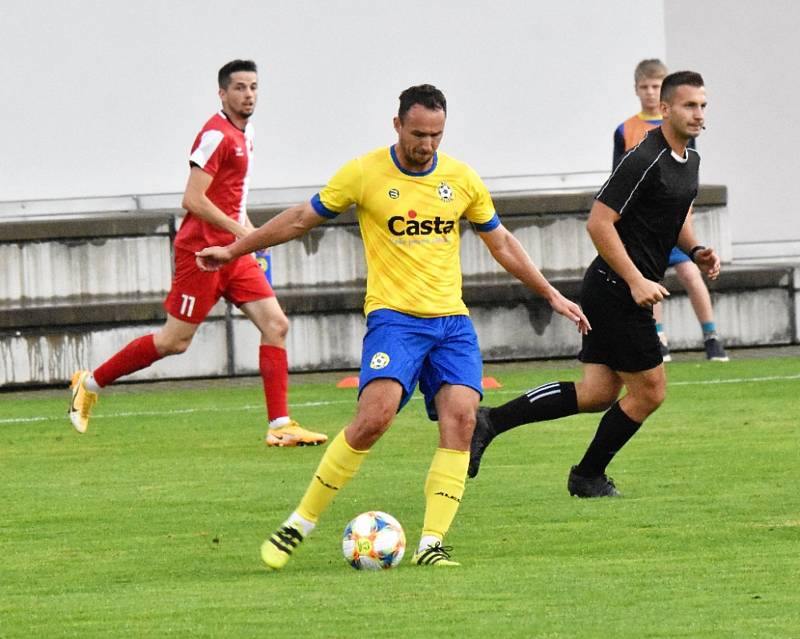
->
[218,59,258,89]
[398,84,447,121]
[660,71,704,103]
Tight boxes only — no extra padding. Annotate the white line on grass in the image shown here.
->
[670,373,800,386]
[3,373,799,426]
[1,399,354,425]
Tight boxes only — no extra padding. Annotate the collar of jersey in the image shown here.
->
[670,149,689,163]
[390,145,438,176]
[218,109,249,133]
[637,111,662,124]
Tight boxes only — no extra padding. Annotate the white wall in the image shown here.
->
[0,0,664,202]
[664,0,800,259]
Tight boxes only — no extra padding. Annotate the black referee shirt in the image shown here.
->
[595,127,699,282]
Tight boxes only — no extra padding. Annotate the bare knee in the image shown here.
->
[436,406,476,450]
[676,261,703,286]
[580,395,618,413]
[273,314,290,339]
[575,381,620,413]
[154,333,193,356]
[445,406,476,436]
[347,405,396,449]
[646,385,666,411]
[262,314,290,343]
[627,383,666,417]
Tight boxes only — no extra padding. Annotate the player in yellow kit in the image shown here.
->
[196,84,590,569]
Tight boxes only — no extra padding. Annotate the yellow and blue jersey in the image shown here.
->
[311,146,499,318]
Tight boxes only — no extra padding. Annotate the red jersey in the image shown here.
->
[174,110,254,252]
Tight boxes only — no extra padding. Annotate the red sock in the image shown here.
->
[260,345,289,422]
[93,334,161,388]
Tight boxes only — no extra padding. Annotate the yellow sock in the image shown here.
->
[296,429,368,523]
[421,448,468,539]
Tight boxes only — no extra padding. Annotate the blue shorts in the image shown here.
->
[668,246,691,267]
[359,309,483,420]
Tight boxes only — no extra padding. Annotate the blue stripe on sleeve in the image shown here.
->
[310,193,339,219]
[471,212,500,233]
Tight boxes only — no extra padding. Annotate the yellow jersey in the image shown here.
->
[311,145,499,317]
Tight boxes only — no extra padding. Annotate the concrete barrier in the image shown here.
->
[2,185,795,387]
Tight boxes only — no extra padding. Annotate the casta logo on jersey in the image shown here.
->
[387,210,455,237]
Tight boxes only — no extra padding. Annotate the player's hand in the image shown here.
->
[547,290,591,334]
[693,247,721,280]
[195,246,233,272]
[629,277,670,307]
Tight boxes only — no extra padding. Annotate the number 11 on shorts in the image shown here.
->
[180,294,196,318]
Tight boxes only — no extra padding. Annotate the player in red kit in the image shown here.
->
[68,59,327,448]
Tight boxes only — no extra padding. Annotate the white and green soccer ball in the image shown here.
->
[342,511,406,570]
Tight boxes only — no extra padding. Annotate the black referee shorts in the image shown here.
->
[578,264,663,373]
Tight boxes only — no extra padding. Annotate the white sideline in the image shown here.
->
[3,373,799,426]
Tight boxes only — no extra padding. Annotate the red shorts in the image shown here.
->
[163,247,274,324]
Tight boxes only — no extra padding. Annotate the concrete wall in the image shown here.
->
[664,0,800,261]
[7,188,797,388]
[4,1,796,260]
[1,0,662,202]
[3,2,798,261]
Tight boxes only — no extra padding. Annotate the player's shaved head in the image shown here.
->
[398,84,447,121]
[660,71,704,104]
[218,59,258,89]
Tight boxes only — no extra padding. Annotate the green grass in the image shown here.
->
[2,353,799,638]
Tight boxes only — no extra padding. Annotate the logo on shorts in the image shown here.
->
[388,188,400,199]
[437,181,454,202]
[369,352,390,370]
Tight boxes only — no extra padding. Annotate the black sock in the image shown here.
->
[488,382,578,434]
[574,401,642,477]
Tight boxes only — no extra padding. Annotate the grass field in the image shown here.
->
[2,351,799,638]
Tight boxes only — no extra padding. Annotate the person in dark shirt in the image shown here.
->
[468,71,722,496]
[615,59,728,363]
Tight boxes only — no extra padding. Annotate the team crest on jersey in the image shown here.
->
[369,352,390,370]
[437,181,454,202]
[388,188,400,199]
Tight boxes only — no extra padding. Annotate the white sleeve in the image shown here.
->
[189,129,224,168]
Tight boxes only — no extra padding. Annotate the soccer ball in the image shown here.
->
[342,511,406,570]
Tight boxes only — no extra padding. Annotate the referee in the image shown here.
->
[469,71,722,496]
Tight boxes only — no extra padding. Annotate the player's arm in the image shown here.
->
[478,224,590,333]
[181,166,250,238]
[196,200,324,271]
[586,199,670,306]
[676,205,721,280]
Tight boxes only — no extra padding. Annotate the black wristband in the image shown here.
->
[689,245,706,262]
